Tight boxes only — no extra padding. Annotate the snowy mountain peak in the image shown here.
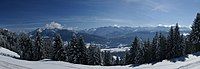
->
[45,21,64,29]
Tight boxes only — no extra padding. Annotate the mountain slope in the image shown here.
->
[81,26,190,39]
[81,26,190,47]
[28,26,191,48]
[29,28,108,45]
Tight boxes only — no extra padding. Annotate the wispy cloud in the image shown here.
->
[59,16,132,23]
[124,0,170,12]
[152,5,169,12]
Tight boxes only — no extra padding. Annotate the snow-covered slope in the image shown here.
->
[101,47,130,52]
[0,47,20,58]
[0,55,130,69]
[1,47,200,69]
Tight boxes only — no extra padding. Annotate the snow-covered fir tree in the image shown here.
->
[174,23,183,58]
[66,34,88,64]
[189,13,200,52]
[124,50,130,65]
[18,33,34,60]
[180,34,186,56]
[101,50,112,66]
[143,39,153,63]
[152,32,159,61]
[115,56,120,65]
[33,31,43,60]
[76,36,87,64]
[0,35,8,48]
[185,36,195,54]
[42,37,54,59]
[87,45,101,65]
[166,27,175,59]
[152,32,161,61]
[52,34,66,61]
[66,34,78,63]
[158,33,167,60]
[133,37,144,64]
[127,37,139,64]
[0,29,19,53]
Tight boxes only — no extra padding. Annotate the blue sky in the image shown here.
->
[0,0,199,32]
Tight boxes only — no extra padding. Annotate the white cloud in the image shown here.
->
[158,24,175,27]
[66,27,79,30]
[45,21,63,29]
[113,24,121,28]
[157,24,190,28]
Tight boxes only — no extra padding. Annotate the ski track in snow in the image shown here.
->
[41,61,84,69]
[177,61,200,69]
[0,60,31,69]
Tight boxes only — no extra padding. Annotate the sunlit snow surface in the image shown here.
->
[101,47,130,52]
[0,47,20,58]
[1,47,200,69]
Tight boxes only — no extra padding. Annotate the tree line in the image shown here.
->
[124,13,200,65]
[0,13,200,66]
[0,29,114,65]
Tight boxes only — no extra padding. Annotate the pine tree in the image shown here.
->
[152,32,159,61]
[166,27,175,59]
[87,45,101,65]
[143,39,153,63]
[128,37,139,64]
[5,32,13,50]
[180,34,186,56]
[143,40,148,63]
[66,34,78,63]
[174,23,182,58]
[43,37,54,59]
[52,34,66,61]
[115,57,120,65]
[0,30,10,50]
[101,50,112,66]
[66,34,88,64]
[124,50,130,65]
[185,36,195,54]
[134,43,144,64]
[158,33,167,60]
[76,36,87,64]
[33,31,43,60]
[9,33,19,54]
[189,13,200,52]
[133,37,144,64]
[18,33,34,60]
[0,35,8,48]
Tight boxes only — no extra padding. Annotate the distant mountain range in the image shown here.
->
[29,28,108,45]
[29,26,191,48]
[81,26,190,38]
